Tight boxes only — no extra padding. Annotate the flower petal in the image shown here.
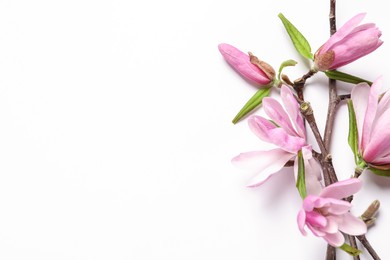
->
[280,85,306,138]
[307,223,326,237]
[351,82,371,148]
[361,77,381,151]
[302,195,317,211]
[320,13,366,54]
[319,178,362,199]
[326,199,351,215]
[297,209,307,235]
[322,216,339,234]
[306,211,327,228]
[376,89,390,119]
[323,231,345,247]
[232,149,294,187]
[301,146,323,195]
[267,127,306,153]
[263,97,298,137]
[328,27,383,69]
[363,108,390,162]
[218,43,271,85]
[248,116,278,143]
[338,213,367,236]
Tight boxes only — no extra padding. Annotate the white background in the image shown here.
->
[0,0,389,259]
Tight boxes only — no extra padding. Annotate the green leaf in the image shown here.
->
[278,59,298,79]
[368,167,390,177]
[347,100,359,164]
[296,150,306,199]
[339,243,362,256]
[232,87,272,124]
[325,70,372,85]
[278,13,313,60]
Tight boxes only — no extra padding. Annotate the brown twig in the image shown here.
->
[293,70,316,101]
[300,102,338,185]
[326,245,336,260]
[339,94,350,101]
[356,235,381,260]
[348,235,360,260]
[323,79,340,149]
[325,1,338,258]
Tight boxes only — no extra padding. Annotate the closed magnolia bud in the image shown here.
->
[218,43,274,86]
[314,13,382,71]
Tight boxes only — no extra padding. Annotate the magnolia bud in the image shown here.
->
[218,43,273,86]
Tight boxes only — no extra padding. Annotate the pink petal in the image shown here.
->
[307,223,326,237]
[361,77,381,150]
[297,209,307,235]
[248,116,278,143]
[301,146,323,195]
[328,28,382,69]
[267,127,306,153]
[350,23,376,34]
[306,197,350,214]
[231,149,294,187]
[263,97,298,137]
[363,109,390,162]
[232,149,279,171]
[323,231,345,247]
[338,213,367,236]
[351,82,371,148]
[319,178,362,199]
[320,13,366,54]
[218,43,271,85]
[369,77,389,136]
[306,211,327,228]
[302,195,317,211]
[325,199,351,215]
[376,88,390,118]
[322,216,339,234]
[370,153,390,165]
[308,196,330,209]
[280,85,306,138]
[248,116,306,153]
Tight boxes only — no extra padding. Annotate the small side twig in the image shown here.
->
[339,94,350,101]
[293,70,317,101]
[348,235,360,260]
[356,235,381,260]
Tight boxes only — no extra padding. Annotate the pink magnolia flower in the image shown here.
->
[351,77,390,169]
[232,85,322,194]
[218,43,274,86]
[297,178,367,247]
[314,13,382,71]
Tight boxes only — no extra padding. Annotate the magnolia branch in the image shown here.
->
[325,1,341,259]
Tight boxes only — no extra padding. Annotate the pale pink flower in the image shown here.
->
[218,43,274,86]
[351,77,390,169]
[232,85,322,193]
[297,178,367,247]
[314,13,382,71]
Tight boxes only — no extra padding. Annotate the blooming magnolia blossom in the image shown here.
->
[351,77,390,169]
[314,13,382,71]
[297,178,367,247]
[218,43,274,86]
[232,85,322,194]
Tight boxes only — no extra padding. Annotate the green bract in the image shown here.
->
[325,70,372,85]
[347,99,359,164]
[296,150,307,199]
[278,59,298,80]
[278,13,314,60]
[340,243,362,256]
[232,86,272,124]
